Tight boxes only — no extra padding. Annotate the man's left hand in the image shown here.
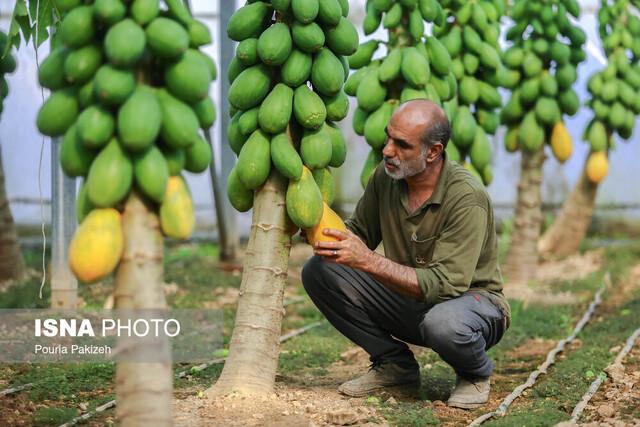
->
[314,229,374,270]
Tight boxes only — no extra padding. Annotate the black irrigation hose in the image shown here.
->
[468,277,608,426]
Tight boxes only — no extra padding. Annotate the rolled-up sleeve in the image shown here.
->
[416,204,488,305]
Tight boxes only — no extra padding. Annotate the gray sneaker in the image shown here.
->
[447,376,490,409]
[338,361,420,397]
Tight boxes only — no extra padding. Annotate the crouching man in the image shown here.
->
[301,100,510,409]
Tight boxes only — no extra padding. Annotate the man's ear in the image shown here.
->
[426,143,444,162]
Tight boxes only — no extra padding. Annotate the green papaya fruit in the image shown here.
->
[301,125,333,169]
[470,128,491,171]
[271,133,303,180]
[93,65,136,106]
[146,17,189,59]
[118,86,162,152]
[425,36,451,76]
[192,97,216,130]
[337,0,349,16]
[326,122,347,167]
[134,146,169,203]
[104,19,146,67]
[408,8,424,40]
[227,167,254,212]
[322,89,349,121]
[160,145,186,176]
[587,120,607,151]
[78,79,95,108]
[348,40,379,69]
[236,38,259,66]
[378,48,402,82]
[518,112,544,152]
[451,106,476,148]
[258,83,294,134]
[64,44,102,85]
[356,69,387,112]
[534,97,560,127]
[60,6,95,48]
[503,46,524,69]
[184,135,212,173]
[312,168,335,205]
[75,181,93,223]
[77,105,115,149]
[271,0,290,13]
[556,64,577,89]
[311,48,344,96]
[228,64,272,110]
[477,109,499,134]
[236,129,271,189]
[360,149,382,188]
[441,26,462,58]
[227,2,269,41]
[317,0,342,26]
[363,4,382,35]
[93,0,126,26]
[401,47,430,87]
[352,107,368,136]
[504,126,519,152]
[344,67,368,96]
[293,85,327,129]
[445,141,460,162]
[478,82,501,109]
[287,167,323,228]
[291,21,325,53]
[325,17,359,56]
[608,102,626,131]
[258,22,292,66]
[188,19,212,48]
[522,52,543,78]
[463,26,482,54]
[364,101,395,150]
[400,87,428,103]
[281,49,312,87]
[459,76,479,105]
[558,88,579,116]
[86,138,133,207]
[520,77,540,106]
[157,89,201,149]
[228,112,249,155]
[36,88,79,137]
[165,49,211,103]
[130,0,159,25]
[383,3,402,29]
[237,107,260,136]
[60,124,96,177]
[292,0,319,23]
[39,48,70,90]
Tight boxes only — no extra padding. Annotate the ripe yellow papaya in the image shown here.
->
[68,208,124,283]
[160,176,195,239]
[550,122,573,163]
[586,151,608,183]
[305,202,346,247]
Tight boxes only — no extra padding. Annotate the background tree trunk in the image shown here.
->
[504,149,545,285]
[207,171,291,397]
[114,191,172,426]
[538,160,599,260]
[0,149,26,281]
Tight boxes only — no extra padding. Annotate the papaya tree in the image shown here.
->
[345,0,455,188]
[211,0,355,396]
[499,0,586,284]
[14,0,218,423]
[0,33,26,282]
[539,0,640,259]
[436,0,508,185]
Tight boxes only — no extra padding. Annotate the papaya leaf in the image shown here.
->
[4,0,30,57]
[28,0,54,48]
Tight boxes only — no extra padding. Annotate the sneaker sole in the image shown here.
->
[338,381,420,398]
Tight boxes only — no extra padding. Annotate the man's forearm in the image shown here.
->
[361,251,424,300]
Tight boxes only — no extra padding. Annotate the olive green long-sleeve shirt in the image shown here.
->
[345,156,510,318]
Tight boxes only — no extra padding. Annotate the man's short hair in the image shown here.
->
[420,114,450,150]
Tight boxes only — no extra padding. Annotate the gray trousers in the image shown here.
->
[301,256,507,378]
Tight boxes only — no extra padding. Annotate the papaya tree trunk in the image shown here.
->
[0,149,26,282]
[114,191,172,426]
[207,171,291,397]
[504,148,545,285]
[538,159,599,260]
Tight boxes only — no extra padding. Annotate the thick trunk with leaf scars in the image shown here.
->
[114,191,172,427]
[207,170,291,397]
[504,148,545,285]
[538,159,599,260]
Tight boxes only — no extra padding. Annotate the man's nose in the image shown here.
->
[382,139,394,157]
